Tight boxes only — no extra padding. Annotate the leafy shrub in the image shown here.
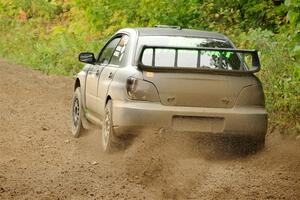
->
[285,0,300,60]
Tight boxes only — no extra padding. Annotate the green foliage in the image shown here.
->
[0,0,299,134]
[285,0,300,59]
[0,0,63,19]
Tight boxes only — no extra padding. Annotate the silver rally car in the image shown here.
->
[71,26,268,152]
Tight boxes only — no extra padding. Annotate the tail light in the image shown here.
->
[235,84,265,107]
[126,77,160,102]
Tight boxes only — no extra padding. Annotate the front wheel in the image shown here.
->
[102,100,122,153]
[71,87,84,138]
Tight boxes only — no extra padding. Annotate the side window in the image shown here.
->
[110,35,129,65]
[98,37,121,65]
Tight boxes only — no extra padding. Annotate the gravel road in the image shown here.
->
[0,60,299,200]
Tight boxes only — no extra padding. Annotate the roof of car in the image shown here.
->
[134,27,227,40]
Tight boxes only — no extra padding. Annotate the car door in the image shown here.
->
[85,37,121,114]
[97,34,129,117]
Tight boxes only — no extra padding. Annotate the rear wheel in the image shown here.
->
[71,87,84,138]
[102,100,122,152]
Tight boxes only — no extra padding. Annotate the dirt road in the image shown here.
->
[0,60,300,200]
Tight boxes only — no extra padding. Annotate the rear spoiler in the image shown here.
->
[137,45,261,74]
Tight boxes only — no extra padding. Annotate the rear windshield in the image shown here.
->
[137,36,245,71]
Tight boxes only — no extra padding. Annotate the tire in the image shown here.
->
[102,100,121,153]
[71,87,84,138]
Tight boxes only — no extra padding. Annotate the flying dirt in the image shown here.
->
[0,60,300,200]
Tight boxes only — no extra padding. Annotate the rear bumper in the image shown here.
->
[112,100,268,138]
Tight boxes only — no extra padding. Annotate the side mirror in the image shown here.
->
[79,52,96,64]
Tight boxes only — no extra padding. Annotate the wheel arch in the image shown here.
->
[105,95,112,105]
[74,78,81,91]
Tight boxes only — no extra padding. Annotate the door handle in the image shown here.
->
[108,72,113,79]
[95,70,100,76]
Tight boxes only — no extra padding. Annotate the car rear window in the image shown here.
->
[138,36,245,71]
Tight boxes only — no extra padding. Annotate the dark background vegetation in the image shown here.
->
[0,0,299,135]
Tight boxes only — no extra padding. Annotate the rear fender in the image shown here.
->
[105,66,144,105]
[235,75,265,107]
